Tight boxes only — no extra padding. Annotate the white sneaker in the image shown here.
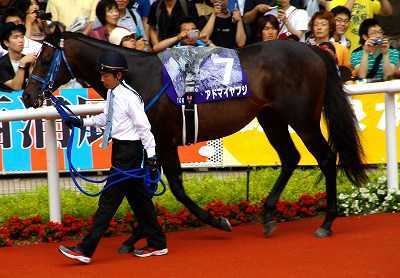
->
[133,246,168,258]
[58,245,91,264]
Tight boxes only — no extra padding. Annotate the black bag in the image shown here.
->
[366,53,383,79]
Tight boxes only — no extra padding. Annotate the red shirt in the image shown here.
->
[89,26,109,41]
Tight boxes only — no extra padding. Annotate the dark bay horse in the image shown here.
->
[22,32,367,238]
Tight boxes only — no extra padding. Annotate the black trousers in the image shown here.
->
[78,139,166,257]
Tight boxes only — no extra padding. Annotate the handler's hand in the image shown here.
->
[146,156,159,189]
[146,156,160,187]
[64,116,83,129]
[146,156,159,172]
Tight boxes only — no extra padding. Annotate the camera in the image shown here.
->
[35,10,52,21]
[187,29,199,40]
[371,38,383,46]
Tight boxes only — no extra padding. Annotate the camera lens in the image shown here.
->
[372,38,383,46]
[36,10,52,20]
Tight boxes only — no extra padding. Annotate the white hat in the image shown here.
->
[109,27,134,45]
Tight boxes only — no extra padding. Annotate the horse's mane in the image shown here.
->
[62,32,155,58]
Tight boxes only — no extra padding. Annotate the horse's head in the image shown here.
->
[22,28,74,108]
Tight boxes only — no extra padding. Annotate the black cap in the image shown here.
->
[98,51,128,73]
[0,22,26,50]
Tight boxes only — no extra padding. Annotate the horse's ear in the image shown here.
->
[44,22,64,46]
[52,24,63,42]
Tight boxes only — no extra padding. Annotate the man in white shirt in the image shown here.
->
[58,51,167,263]
[46,0,98,31]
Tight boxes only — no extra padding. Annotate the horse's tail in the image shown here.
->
[315,47,368,186]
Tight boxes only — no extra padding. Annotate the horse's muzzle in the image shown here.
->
[22,91,42,108]
[21,92,32,108]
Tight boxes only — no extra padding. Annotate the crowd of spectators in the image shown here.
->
[0,0,399,92]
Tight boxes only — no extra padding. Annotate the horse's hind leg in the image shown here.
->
[292,124,337,238]
[159,146,232,232]
[257,108,300,237]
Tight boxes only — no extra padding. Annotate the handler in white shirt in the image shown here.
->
[83,78,156,156]
[58,51,167,264]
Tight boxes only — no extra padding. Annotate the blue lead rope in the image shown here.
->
[30,43,171,197]
[50,80,171,197]
[66,127,164,197]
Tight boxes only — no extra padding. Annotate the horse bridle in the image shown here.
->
[31,41,75,106]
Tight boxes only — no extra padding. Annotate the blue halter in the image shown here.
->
[31,41,167,197]
[31,41,75,101]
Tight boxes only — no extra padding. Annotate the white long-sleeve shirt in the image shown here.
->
[83,81,156,157]
[278,6,309,37]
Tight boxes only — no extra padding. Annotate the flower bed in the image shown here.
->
[0,192,327,247]
[1,175,400,248]
[338,176,400,215]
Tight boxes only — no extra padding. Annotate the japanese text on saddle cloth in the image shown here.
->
[158,46,250,145]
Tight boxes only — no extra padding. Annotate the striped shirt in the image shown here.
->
[351,48,399,80]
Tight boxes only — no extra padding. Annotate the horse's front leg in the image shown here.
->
[159,146,232,232]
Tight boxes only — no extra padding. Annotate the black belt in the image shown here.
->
[111,139,143,169]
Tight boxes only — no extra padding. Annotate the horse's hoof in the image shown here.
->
[118,244,134,254]
[314,227,332,238]
[217,217,232,232]
[263,220,277,237]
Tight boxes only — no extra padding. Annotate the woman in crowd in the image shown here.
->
[89,0,120,41]
[22,0,47,42]
[256,14,280,42]
[306,10,351,69]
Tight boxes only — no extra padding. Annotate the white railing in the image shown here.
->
[344,79,400,193]
[0,103,104,223]
[0,80,400,223]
